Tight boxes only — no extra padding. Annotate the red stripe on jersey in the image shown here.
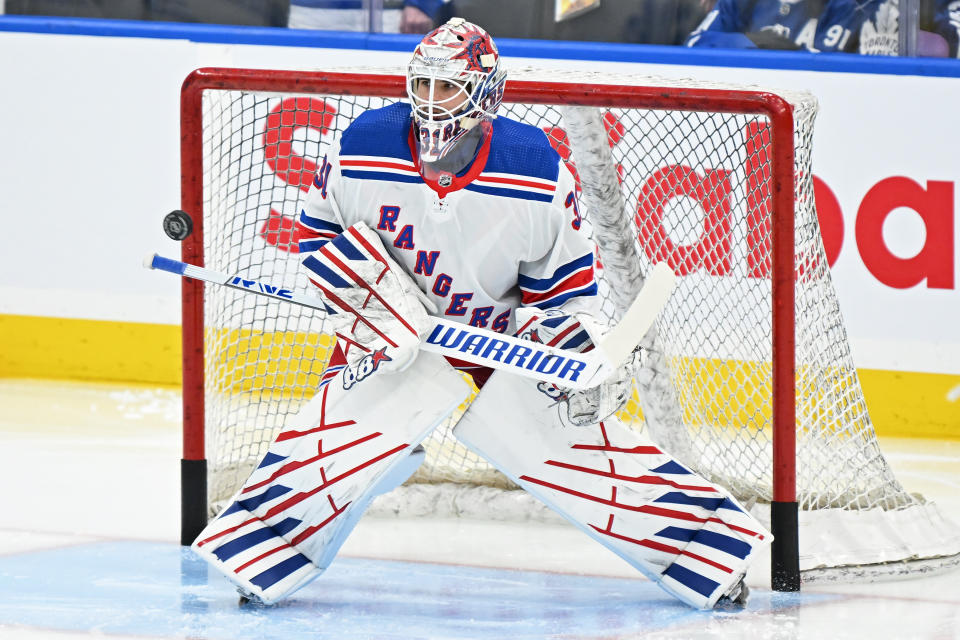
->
[475,174,555,191]
[520,267,595,305]
[298,226,323,239]
[341,159,417,173]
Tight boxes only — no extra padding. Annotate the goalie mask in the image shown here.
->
[406,18,507,163]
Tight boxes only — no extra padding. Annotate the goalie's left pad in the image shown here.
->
[301,222,433,373]
[453,370,772,609]
[191,351,471,604]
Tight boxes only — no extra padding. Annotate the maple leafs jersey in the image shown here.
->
[685,0,899,54]
[298,102,598,336]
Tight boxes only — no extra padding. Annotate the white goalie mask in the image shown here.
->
[406,18,507,163]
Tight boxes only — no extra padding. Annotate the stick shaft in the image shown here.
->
[146,254,624,389]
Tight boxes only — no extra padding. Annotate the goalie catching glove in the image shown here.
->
[514,307,637,426]
[301,222,434,375]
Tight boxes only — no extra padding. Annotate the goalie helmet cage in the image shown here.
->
[178,67,960,590]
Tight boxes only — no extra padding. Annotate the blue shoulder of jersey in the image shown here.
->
[338,105,561,187]
[485,117,562,183]
[339,102,414,161]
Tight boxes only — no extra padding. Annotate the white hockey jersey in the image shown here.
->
[298,101,598,335]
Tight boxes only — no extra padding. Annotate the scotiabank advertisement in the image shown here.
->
[0,27,956,434]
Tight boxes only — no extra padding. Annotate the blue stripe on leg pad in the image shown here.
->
[251,553,313,590]
[655,526,697,543]
[656,527,752,559]
[663,564,719,598]
[654,492,727,511]
[220,485,293,517]
[654,492,743,513]
[211,517,302,562]
[257,452,288,469]
[651,461,691,475]
[692,530,752,559]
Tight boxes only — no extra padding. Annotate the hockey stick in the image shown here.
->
[145,254,676,390]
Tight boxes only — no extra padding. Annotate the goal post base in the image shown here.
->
[771,500,801,591]
[181,458,208,546]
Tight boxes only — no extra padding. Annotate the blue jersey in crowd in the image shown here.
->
[685,0,899,54]
[934,0,960,56]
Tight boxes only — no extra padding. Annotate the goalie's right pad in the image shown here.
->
[191,350,470,604]
[302,222,433,374]
[453,370,771,609]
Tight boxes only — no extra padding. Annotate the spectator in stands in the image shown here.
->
[4,0,145,19]
[5,0,290,26]
[287,0,448,32]
[286,0,709,43]
[934,0,960,55]
[446,0,710,45]
[684,0,900,54]
[151,0,289,26]
[400,0,450,32]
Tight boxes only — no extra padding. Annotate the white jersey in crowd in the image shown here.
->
[297,101,599,337]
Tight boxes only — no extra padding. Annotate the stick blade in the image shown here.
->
[599,262,677,365]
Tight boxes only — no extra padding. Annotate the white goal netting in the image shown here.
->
[184,68,960,580]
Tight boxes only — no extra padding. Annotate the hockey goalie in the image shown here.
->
[190,17,770,610]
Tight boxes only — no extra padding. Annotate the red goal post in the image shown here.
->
[177,66,959,592]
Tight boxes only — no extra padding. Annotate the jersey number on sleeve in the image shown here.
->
[565,191,582,230]
[313,155,333,199]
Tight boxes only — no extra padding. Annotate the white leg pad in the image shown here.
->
[453,371,772,609]
[191,351,470,604]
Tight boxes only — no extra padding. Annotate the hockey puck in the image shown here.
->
[163,210,194,241]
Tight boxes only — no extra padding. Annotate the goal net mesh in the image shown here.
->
[187,69,959,578]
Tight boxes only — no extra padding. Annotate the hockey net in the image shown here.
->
[179,67,960,582]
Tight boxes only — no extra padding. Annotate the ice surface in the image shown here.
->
[0,380,958,639]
